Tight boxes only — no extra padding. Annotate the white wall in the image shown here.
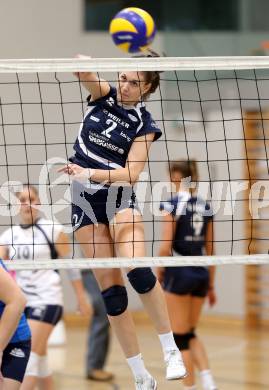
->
[0,0,256,318]
[0,0,162,59]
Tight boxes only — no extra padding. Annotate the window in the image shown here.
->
[84,0,239,31]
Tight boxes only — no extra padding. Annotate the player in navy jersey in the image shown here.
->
[158,160,217,390]
[58,56,187,389]
[0,259,31,389]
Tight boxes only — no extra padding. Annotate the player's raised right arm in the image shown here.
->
[74,54,110,101]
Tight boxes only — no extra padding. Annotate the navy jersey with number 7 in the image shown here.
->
[160,192,213,256]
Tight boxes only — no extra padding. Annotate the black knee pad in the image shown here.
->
[188,327,197,339]
[101,285,128,316]
[173,332,192,350]
[127,267,157,294]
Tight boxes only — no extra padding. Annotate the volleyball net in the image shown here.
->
[1,56,269,271]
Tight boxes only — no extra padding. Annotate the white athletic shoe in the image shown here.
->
[202,381,218,390]
[135,375,157,390]
[200,371,218,390]
[165,349,187,380]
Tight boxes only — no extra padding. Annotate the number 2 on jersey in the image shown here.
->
[101,119,117,138]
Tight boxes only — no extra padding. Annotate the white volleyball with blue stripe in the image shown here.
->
[109,7,156,53]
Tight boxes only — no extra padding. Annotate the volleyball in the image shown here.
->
[109,7,156,53]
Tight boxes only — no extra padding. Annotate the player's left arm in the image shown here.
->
[59,133,155,185]
[157,213,176,283]
[55,231,70,258]
[205,219,216,306]
[69,278,92,317]
[55,232,91,317]
[159,214,175,257]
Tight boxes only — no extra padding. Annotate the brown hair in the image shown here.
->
[169,160,198,182]
[133,49,161,100]
[142,71,160,100]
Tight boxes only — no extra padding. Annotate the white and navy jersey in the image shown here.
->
[160,192,213,256]
[70,86,162,170]
[0,218,64,307]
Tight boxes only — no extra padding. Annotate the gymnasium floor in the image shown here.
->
[51,317,269,389]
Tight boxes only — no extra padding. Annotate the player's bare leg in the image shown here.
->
[190,297,217,390]
[20,321,54,390]
[1,378,22,390]
[75,224,154,387]
[111,208,187,381]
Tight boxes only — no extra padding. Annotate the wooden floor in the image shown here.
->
[50,316,269,389]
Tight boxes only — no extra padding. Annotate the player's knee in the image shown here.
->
[39,355,52,378]
[189,327,197,339]
[25,352,41,377]
[127,267,157,294]
[101,285,128,316]
[173,333,192,350]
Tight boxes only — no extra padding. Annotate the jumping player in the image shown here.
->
[58,56,187,389]
[158,160,217,390]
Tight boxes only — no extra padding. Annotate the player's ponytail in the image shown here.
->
[142,71,160,99]
[134,49,161,100]
[189,160,198,182]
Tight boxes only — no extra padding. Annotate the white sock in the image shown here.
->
[126,353,149,379]
[184,386,197,390]
[200,369,217,390]
[158,331,178,355]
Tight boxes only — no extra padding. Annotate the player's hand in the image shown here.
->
[77,294,93,317]
[207,287,216,307]
[58,164,91,182]
[75,54,92,59]
[74,54,92,79]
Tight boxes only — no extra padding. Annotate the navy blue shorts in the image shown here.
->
[25,305,63,326]
[163,266,209,297]
[71,180,137,229]
[2,339,31,382]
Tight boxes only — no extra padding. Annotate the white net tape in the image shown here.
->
[0,56,269,73]
[4,255,269,271]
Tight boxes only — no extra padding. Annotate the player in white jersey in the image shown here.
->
[58,55,187,389]
[0,185,90,390]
